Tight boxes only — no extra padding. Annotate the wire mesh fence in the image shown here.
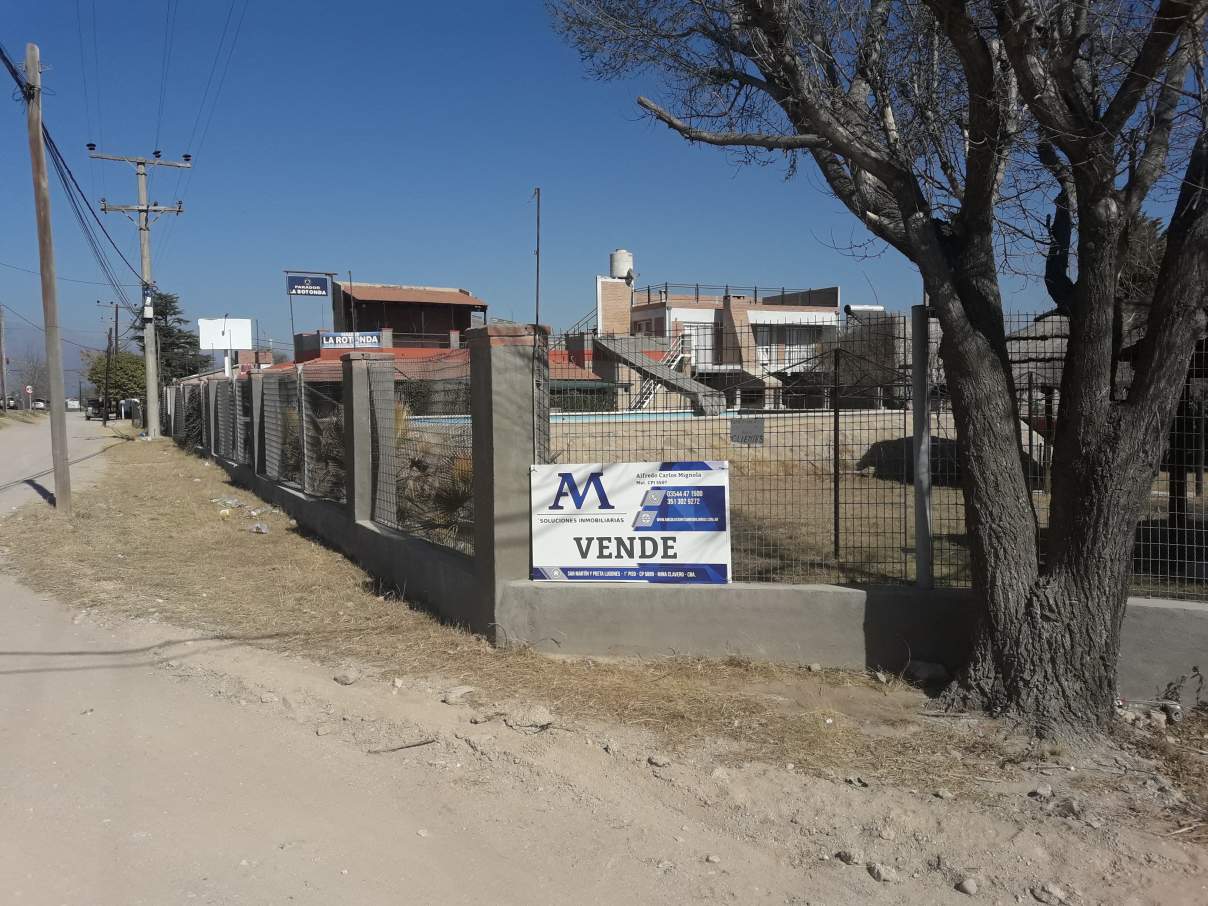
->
[214,381,235,460]
[929,313,1208,601]
[301,365,346,501]
[547,312,916,585]
[160,308,1208,603]
[369,351,474,555]
[235,377,253,466]
[263,371,303,487]
[183,384,204,449]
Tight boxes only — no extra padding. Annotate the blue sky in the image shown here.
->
[0,1,1049,380]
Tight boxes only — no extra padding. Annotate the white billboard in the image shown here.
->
[197,317,253,352]
[530,461,731,583]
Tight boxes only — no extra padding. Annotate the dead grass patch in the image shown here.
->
[0,440,1167,798]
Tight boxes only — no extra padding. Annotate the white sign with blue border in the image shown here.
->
[530,461,731,583]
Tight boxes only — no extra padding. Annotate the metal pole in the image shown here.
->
[832,345,841,565]
[533,187,541,326]
[1196,401,1205,498]
[24,44,71,514]
[911,303,932,588]
[0,307,8,413]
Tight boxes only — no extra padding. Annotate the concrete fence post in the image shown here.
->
[342,352,395,524]
[250,371,265,475]
[468,323,549,636]
[911,304,933,588]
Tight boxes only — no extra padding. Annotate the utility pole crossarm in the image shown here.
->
[88,151,192,169]
[90,147,191,439]
[100,202,184,214]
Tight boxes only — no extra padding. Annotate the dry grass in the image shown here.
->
[0,410,43,427]
[0,438,1021,791]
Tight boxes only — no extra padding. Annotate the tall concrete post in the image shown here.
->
[468,324,549,636]
[341,352,395,523]
[911,304,933,588]
[250,371,265,475]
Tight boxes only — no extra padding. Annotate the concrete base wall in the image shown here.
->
[218,461,478,627]
[215,456,1207,702]
[498,580,1208,701]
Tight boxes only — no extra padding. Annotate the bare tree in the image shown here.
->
[13,343,49,405]
[551,0,1208,735]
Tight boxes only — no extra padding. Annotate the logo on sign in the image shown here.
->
[549,472,615,511]
[287,275,330,296]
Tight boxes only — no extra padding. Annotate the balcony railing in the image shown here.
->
[632,283,838,308]
[392,332,459,349]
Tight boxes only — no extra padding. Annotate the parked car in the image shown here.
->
[32,399,47,410]
[66,398,81,411]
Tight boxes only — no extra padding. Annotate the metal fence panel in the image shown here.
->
[546,313,914,585]
[215,381,235,460]
[369,351,473,554]
[234,377,253,465]
[301,366,346,502]
[184,384,204,449]
[263,372,302,486]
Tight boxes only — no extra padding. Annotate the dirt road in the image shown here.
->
[0,573,836,905]
[0,413,117,513]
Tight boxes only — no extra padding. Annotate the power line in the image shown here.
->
[158,0,248,265]
[0,259,139,286]
[152,0,178,154]
[74,0,97,198]
[89,0,105,195]
[0,39,141,311]
[0,303,105,352]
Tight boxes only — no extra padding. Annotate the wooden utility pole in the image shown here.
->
[102,328,113,427]
[90,149,190,438]
[24,44,71,514]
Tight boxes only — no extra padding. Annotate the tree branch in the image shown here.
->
[1127,129,1208,410]
[1102,0,1205,134]
[637,96,825,149]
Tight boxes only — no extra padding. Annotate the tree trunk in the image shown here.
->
[949,438,1148,736]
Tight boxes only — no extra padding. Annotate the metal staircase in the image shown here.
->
[593,334,724,416]
[630,333,687,410]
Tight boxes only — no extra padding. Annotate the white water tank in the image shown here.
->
[609,249,634,281]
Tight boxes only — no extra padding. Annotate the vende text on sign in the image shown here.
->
[530,461,731,583]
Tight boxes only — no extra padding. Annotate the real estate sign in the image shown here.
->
[530,461,731,583]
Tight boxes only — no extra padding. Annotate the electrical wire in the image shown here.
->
[89,0,105,195]
[74,0,97,199]
[0,259,139,286]
[157,0,240,260]
[0,303,106,352]
[0,39,142,313]
[152,0,178,154]
[157,0,248,265]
